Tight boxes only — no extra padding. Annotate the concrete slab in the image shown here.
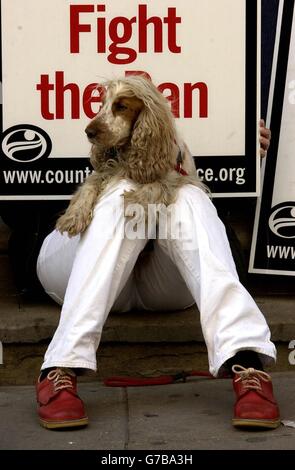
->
[1,246,295,345]
[0,372,294,450]
[0,383,127,450]
[127,372,295,450]
[1,294,294,344]
[1,341,293,387]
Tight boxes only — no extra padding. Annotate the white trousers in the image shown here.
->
[37,180,276,377]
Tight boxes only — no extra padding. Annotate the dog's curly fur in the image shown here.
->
[56,75,207,236]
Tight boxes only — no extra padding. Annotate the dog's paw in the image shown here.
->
[56,211,93,237]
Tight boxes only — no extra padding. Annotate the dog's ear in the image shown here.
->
[127,103,176,184]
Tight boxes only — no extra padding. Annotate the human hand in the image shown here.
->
[260,119,271,158]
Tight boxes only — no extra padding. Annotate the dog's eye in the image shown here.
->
[115,102,128,112]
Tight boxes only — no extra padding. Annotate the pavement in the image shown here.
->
[0,372,295,451]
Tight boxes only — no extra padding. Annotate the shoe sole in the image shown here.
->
[39,417,89,429]
[232,418,281,429]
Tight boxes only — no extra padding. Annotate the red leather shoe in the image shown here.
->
[36,368,88,429]
[232,365,280,429]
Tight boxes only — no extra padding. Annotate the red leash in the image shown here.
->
[103,370,218,387]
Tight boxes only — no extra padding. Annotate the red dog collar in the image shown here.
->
[174,148,188,176]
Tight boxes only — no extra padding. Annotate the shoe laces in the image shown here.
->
[232,364,271,391]
[47,368,75,392]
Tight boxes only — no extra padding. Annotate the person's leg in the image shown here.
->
[156,184,279,428]
[131,240,194,312]
[156,184,276,375]
[37,179,148,372]
[36,180,148,429]
[37,228,136,312]
[130,227,264,367]
[37,229,80,306]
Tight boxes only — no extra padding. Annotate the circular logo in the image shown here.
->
[2,124,52,162]
[268,203,295,239]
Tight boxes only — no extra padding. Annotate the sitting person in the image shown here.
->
[36,76,278,431]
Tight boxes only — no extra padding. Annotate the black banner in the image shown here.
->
[250,0,295,275]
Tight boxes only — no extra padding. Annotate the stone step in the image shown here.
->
[1,280,295,344]
[1,245,295,344]
[1,339,293,386]
[1,263,295,385]
[1,297,295,344]
[1,217,294,384]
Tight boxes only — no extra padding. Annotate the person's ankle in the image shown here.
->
[39,368,53,381]
[39,367,76,381]
[226,351,264,377]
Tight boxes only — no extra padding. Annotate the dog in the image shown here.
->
[56,75,206,237]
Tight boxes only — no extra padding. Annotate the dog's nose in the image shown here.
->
[85,126,96,139]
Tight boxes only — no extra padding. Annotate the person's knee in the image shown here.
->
[89,179,138,238]
[159,184,214,243]
[159,200,193,243]
[93,179,136,213]
[178,184,213,209]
